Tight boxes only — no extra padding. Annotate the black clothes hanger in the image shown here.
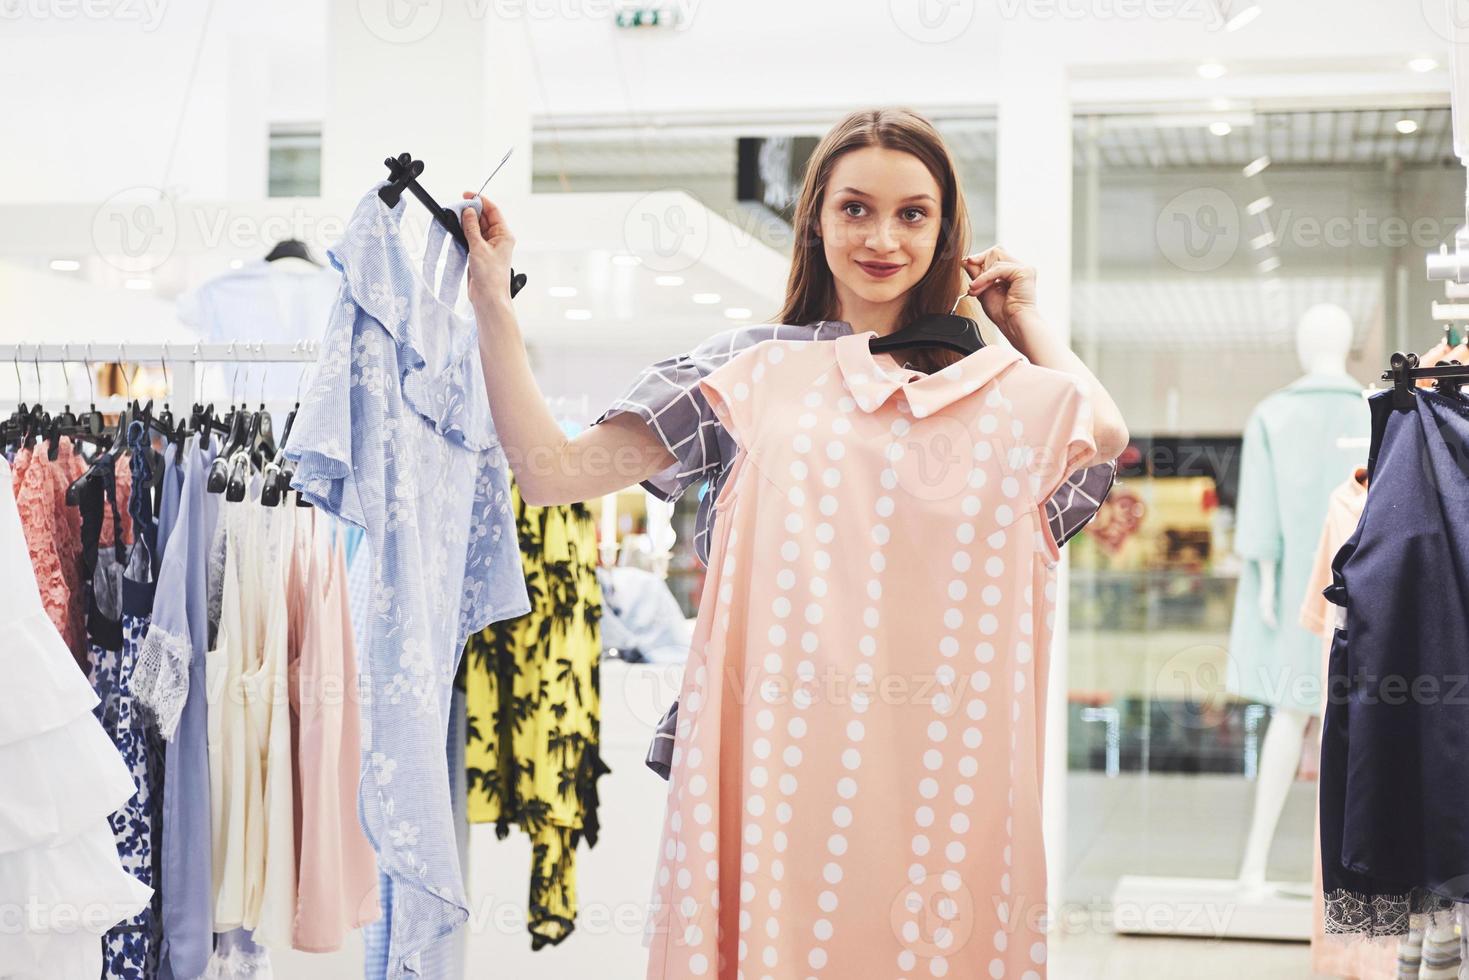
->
[264,238,321,266]
[868,311,986,358]
[259,396,299,508]
[225,447,251,502]
[249,403,276,472]
[207,407,248,493]
[65,435,116,507]
[1385,350,1469,407]
[380,152,528,299]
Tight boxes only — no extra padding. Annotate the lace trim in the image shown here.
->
[1324,886,1455,938]
[133,624,191,740]
[207,516,228,649]
[202,946,274,980]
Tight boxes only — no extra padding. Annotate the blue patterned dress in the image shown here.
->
[286,184,531,978]
[85,424,165,979]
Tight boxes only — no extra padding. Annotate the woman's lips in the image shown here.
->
[856,260,903,279]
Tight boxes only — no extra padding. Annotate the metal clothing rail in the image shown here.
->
[0,342,320,363]
[0,341,323,410]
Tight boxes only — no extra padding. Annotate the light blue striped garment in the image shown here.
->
[287,183,531,979]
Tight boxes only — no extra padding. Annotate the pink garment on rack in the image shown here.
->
[12,442,90,664]
[289,514,379,951]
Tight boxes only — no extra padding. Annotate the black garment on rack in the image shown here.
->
[1320,388,1469,936]
[76,450,126,653]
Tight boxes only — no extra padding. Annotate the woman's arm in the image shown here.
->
[1005,308,1130,465]
[462,195,676,507]
[963,246,1130,465]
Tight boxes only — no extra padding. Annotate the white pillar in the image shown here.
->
[322,1,532,206]
[995,43,1073,935]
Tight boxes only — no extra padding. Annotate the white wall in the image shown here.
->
[0,0,1455,207]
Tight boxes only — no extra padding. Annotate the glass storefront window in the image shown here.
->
[1067,104,1459,896]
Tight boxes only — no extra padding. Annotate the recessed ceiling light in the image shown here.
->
[228,259,244,270]
[548,285,578,298]
[1242,155,1271,178]
[692,293,720,305]
[1196,62,1226,79]
[1408,57,1438,73]
[1245,196,1273,216]
[1257,256,1281,273]
[724,307,752,320]
[124,278,153,290]
[1223,1,1260,31]
[655,275,685,287]
[49,259,81,272]
[1209,121,1233,137]
[564,308,592,320]
[1249,231,1275,250]
[611,253,641,267]
[1396,119,1419,135]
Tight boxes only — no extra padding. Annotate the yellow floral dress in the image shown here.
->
[463,480,611,948]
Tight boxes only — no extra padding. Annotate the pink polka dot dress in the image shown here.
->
[643,331,1097,980]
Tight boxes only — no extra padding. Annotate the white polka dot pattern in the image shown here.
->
[643,333,1095,978]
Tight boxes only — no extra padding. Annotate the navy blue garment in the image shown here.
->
[1320,387,1469,937]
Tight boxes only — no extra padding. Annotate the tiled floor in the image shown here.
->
[272,666,1337,979]
[1052,930,1332,978]
[1058,770,1323,977]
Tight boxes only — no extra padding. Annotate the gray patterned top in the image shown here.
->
[591,319,1116,568]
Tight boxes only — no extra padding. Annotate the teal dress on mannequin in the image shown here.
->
[1226,373,1369,716]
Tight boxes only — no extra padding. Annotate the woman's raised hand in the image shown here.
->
[461,191,516,312]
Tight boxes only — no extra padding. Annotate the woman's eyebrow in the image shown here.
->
[834,187,937,204]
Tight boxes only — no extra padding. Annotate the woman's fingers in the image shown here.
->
[459,194,514,251]
[968,261,1025,292]
[461,205,485,248]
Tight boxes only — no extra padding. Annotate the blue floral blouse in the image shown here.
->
[286,184,531,979]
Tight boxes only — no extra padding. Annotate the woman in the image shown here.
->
[463,107,1127,978]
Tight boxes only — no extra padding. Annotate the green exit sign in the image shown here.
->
[615,6,683,28]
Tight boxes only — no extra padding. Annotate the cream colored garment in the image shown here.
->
[207,480,297,946]
[244,499,297,946]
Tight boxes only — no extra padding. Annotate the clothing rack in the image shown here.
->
[0,342,321,412]
[1384,350,1469,407]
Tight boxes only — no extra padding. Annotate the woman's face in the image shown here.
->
[818,146,943,317]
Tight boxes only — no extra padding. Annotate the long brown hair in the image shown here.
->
[774,107,984,376]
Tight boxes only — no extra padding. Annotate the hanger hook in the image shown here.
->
[160,342,170,400]
[59,344,70,392]
[119,343,132,400]
[85,344,96,404]
[32,346,41,400]
[13,345,22,400]
[229,341,240,405]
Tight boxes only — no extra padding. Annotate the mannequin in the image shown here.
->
[1112,310,1369,941]
[1235,303,1358,894]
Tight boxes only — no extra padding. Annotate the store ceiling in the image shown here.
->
[530,107,1456,184]
[1073,272,1383,351]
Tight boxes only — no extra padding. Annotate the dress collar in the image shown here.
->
[833,330,1023,419]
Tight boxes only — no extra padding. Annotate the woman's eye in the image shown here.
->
[842,202,866,218]
[903,207,928,222]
